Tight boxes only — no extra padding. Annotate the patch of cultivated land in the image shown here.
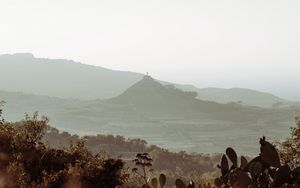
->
[55,117,292,156]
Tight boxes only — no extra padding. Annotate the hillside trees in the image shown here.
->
[278,117,300,168]
[0,100,4,123]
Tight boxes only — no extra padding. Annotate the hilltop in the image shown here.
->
[110,75,200,112]
[0,53,297,107]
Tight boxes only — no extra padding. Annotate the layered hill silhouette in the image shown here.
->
[1,76,299,154]
[186,87,292,108]
[110,75,201,112]
[0,53,143,99]
[0,53,296,107]
[107,76,300,123]
[109,76,255,119]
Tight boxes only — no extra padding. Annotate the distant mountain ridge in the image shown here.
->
[178,87,291,108]
[197,87,282,105]
[0,53,297,107]
[0,53,143,99]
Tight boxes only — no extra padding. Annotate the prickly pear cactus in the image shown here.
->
[226,147,238,168]
[240,156,248,170]
[260,136,281,168]
[175,179,186,188]
[151,177,158,188]
[159,173,166,188]
[214,137,300,188]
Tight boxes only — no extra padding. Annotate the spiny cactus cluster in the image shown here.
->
[174,178,213,188]
[214,136,300,188]
[149,174,166,188]
[149,173,212,188]
[132,153,214,188]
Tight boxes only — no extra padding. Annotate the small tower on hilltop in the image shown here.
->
[143,72,153,80]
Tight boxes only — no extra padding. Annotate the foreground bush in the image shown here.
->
[279,117,300,168]
[0,112,126,188]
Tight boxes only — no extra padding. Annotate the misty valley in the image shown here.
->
[1,54,300,187]
[1,54,299,155]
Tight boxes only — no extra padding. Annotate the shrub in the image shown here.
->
[278,117,300,168]
[0,112,126,188]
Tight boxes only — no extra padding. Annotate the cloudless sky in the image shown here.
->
[1,0,300,100]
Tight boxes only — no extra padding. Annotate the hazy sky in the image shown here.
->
[1,0,300,100]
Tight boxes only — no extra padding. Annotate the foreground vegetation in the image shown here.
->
[0,112,126,187]
[44,126,219,182]
[0,102,300,187]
